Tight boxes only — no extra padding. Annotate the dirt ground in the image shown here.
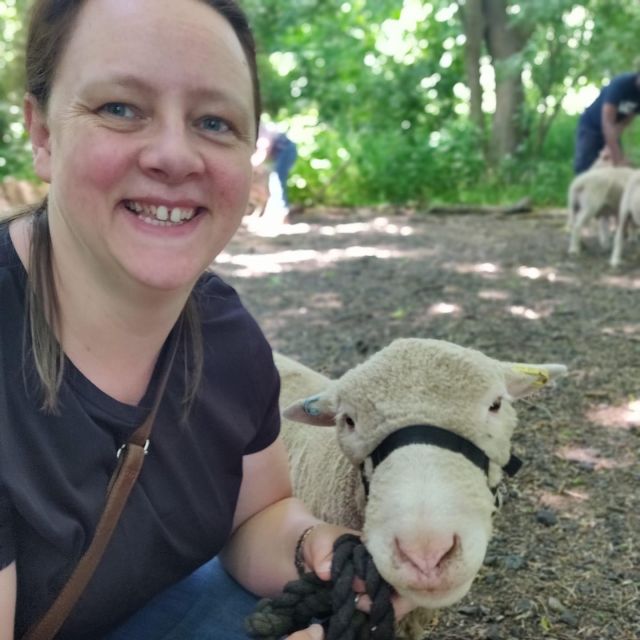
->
[216,207,640,640]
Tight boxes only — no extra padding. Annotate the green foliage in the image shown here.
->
[0,0,32,179]
[4,0,640,205]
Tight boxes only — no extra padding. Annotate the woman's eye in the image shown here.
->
[199,116,231,134]
[99,103,136,119]
[489,398,502,413]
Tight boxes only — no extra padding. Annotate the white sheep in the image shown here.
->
[610,169,640,267]
[567,165,634,256]
[276,338,566,639]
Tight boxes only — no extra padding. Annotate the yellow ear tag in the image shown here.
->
[513,365,549,387]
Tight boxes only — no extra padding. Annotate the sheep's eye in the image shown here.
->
[344,415,355,428]
[489,398,502,412]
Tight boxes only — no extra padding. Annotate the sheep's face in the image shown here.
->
[363,444,494,608]
[333,341,515,606]
[332,340,521,474]
[282,338,567,610]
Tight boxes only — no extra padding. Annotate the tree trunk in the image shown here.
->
[482,0,531,164]
[460,0,486,135]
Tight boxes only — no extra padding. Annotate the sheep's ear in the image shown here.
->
[505,363,567,399]
[282,393,336,426]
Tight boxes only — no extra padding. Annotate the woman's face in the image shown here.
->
[27,0,256,294]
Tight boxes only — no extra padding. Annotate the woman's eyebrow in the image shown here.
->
[83,74,251,107]
[82,74,154,94]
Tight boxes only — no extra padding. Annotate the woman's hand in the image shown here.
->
[286,623,324,639]
[300,522,356,581]
[301,523,418,621]
[351,581,417,620]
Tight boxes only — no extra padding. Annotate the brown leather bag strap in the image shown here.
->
[22,327,181,640]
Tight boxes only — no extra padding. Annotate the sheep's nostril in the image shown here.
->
[395,533,459,575]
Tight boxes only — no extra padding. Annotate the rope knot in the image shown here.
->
[245,534,395,640]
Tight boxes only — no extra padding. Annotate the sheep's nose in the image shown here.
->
[395,533,459,576]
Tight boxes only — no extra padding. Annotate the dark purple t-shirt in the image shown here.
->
[581,72,640,131]
[0,222,280,639]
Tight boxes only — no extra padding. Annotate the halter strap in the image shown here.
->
[360,423,522,497]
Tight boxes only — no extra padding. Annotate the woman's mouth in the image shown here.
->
[124,199,203,226]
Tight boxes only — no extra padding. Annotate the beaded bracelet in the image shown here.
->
[294,525,317,576]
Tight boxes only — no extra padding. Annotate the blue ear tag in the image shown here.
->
[303,395,322,417]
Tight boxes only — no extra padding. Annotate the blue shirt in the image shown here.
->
[581,72,640,131]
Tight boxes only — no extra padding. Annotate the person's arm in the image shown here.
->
[602,102,631,165]
[219,436,348,596]
[0,562,16,640]
[251,129,273,168]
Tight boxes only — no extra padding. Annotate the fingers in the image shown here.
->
[391,592,418,619]
[354,591,371,613]
[352,588,416,619]
[305,523,360,581]
[287,623,324,639]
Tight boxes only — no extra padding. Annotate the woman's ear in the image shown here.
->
[24,93,52,183]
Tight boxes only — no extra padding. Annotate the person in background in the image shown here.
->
[252,120,298,223]
[574,69,640,173]
[0,0,414,638]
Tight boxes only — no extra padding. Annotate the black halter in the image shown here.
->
[359,423,523,498]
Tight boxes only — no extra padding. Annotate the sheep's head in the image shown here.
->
[283,338,566,610]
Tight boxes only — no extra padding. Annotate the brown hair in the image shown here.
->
[21,0,262,413]
[26,0,262,128]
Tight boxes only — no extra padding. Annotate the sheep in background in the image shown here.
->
[276,338,567,639]
[610,169,640,267]
[567,165,634,256]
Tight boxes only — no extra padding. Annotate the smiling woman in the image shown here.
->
[0,1,379,640]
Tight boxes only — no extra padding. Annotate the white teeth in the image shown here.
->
[156,205,169,221]
[125,200,198,223]
[127,201,143,213]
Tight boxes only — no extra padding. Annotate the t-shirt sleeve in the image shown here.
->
[604,75,631,106]
[0,482,16,571]
[244,353,281,455]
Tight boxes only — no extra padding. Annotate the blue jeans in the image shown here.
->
[102,558,259,640]
[573,118,615,174]
[272,137,298,206]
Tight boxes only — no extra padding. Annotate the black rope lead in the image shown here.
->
[245,534,395,640]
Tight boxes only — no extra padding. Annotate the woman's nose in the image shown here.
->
[139,122,206,183]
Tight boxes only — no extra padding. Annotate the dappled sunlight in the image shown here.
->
[217,245,401,278]
[601,323,640,339]
[217,249,316,276]
[447,261,502,276]
[508,298,561,320]
[538,489,591,514]
[428,302,462,317]
[242,219,312,238]
[516,265,579,286]
[517,265,558,283]
[478,289,510,301]
[556,445,635,470]
[509,305,542,320]
[517,266,544,279]
[598,274,640,290]
[243,216,415,239]
[586,398,640,430]
[319,216,414,237]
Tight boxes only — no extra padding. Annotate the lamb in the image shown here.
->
[610,169,640,267]
[567,165,634,256]
[276,338,566,639]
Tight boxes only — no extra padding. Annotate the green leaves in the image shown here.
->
[4,0,640,201]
